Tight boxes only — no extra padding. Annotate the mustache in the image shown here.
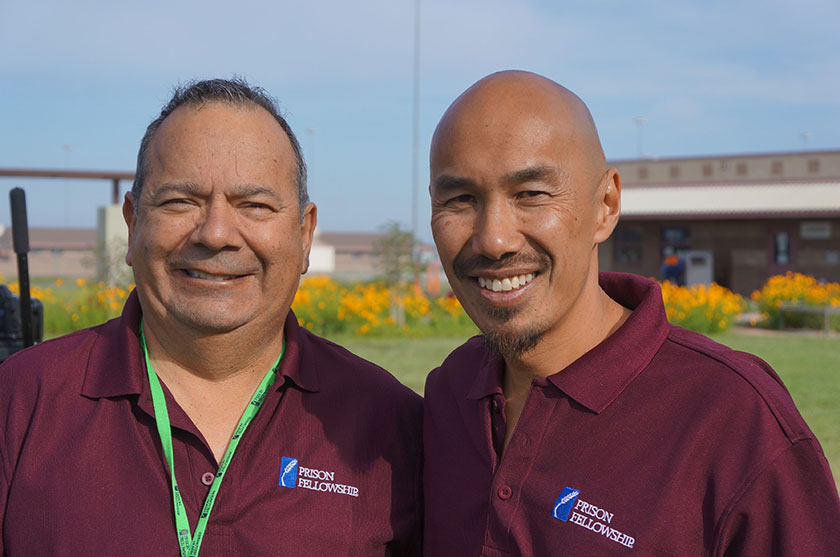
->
[168,253,258,275]
[452,251,548,278]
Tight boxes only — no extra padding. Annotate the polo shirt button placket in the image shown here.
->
[201,472,215,486]
[497,485,513,500]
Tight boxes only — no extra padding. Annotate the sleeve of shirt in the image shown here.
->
[714,438,840,556]
[0,400,9,557]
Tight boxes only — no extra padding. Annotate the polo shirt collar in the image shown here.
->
[81,289,146,398]
[81,291,320,398]
[274,310,320,393]
[547,273,670,413]
[466,343,504,401]
[464,273,671,413]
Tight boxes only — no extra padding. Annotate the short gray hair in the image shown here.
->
[132,78,309,219]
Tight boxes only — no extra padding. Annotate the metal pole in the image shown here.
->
[411,0,420,245]
[411,0,421,283]
[10,188,34,348]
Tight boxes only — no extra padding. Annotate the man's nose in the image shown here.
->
[191,201,242,250]
[471,199,524,260]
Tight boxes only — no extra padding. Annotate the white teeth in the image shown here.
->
[187,270,238,281]
[477,273,534,292]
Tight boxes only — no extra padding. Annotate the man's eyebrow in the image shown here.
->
[502,165,563,186]
[226,184,283,201]
[149,182,203,199]
[431,174,476,192]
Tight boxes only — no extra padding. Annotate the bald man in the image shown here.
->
[423,71,840,555]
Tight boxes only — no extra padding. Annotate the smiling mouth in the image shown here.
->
[476,273,535,292]
[184,269,246,281]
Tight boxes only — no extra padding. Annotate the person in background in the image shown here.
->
[661,245,686,285]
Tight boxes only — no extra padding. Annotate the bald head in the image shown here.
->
[428,70,623,362]
[431,70,607,190]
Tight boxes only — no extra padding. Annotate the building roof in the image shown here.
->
[621,180,840,220]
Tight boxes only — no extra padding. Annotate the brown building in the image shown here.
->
[600,150,840,295]
[0,227,98,280]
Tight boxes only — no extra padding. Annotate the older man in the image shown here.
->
[0,79,422,555]
[424,71,840,555]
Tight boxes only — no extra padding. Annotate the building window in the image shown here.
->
[638,167,649,180]
[662,227,690,248]
[774,232,790,264]
[736,162,747,176]
[702,164,712,177]
[613,226,643,263]
[669,165,680,179]
[808,159,820,173]
[771,160,783,175]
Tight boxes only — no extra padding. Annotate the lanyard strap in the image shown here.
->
[140,324,283,557]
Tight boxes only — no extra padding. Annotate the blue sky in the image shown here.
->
[1,0,838,241]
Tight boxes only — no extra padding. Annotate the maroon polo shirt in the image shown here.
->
[0,291,422,555]
[424,272,840,556]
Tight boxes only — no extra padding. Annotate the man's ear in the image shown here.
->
[122,192,137,267]
[299,203,317,275]
[594,168,621,245]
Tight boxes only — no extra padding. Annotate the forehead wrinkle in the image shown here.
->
[148,181,284,202]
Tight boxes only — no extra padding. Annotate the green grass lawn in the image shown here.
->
[331,329,840,489]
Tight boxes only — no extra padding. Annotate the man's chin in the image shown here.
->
[165,305,254,335]
[481,325,543,360]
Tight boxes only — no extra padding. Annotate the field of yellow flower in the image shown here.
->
[751,272,840,331]
[292,276,474,337]
[15,273,839,338]
[659,281,746,333]
[4,277,132,336]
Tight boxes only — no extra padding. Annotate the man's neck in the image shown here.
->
[500,286,631,454]
[505,286,630,384]
[141,318,286,463]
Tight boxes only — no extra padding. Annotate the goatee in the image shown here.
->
[483,326,543,360]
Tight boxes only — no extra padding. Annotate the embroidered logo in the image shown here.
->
[552,487,580,521]
[552,487,636,549]
[279,456,299,488]
[278,456,360,497]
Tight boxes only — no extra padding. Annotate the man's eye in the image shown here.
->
[517,190,546,199]
[449,194,475,204]
[161,198,192,207]
[243,202,273,210]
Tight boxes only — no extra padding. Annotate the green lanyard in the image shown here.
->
[140,324,283,557]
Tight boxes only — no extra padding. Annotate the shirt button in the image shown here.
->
[201,472,215,486]
[498,485,512,500]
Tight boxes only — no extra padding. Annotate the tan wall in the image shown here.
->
[613,151,840,185]
[0,250,98,281]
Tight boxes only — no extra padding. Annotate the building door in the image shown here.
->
[768,226,797,276]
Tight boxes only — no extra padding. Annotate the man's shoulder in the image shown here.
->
[0,324,105,388]
[658,326,811,441]
[297,327,421,406]
[425,335,487,397]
